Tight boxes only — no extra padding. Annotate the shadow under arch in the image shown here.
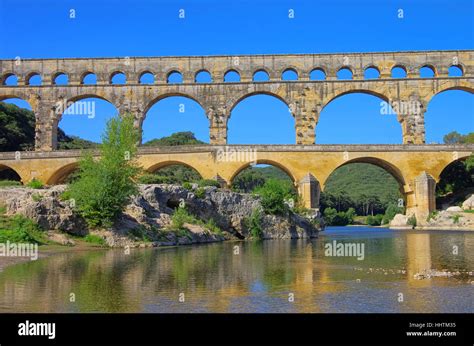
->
[435,155,473,209]
[47,162,80,185]
[0,164,23,182]
[229,159,297,185]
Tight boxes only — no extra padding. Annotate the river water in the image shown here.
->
[0,227,472,313]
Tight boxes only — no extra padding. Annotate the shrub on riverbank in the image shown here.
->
[0,206,46,244]
[253,179,295,215]
[66,114,141,228]
[323,207,355,226]
[244,209,264,239]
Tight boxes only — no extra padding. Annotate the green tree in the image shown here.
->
[67,114,141,227]
[253,178,295,215]
[143,131,207,146]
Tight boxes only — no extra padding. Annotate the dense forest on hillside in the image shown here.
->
[0,102,98,151]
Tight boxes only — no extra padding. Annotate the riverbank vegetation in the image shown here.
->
[0,204,47,244]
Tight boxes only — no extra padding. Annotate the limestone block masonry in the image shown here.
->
[0,50,473,221]
[0,50,472,150]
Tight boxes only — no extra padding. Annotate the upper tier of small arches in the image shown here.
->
[0,62,468,86]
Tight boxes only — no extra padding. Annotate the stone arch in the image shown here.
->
[322,89,391,111]
[309,67,327,80]
[428,85,474,104]
[419,64,437,77]
[52,71,69,85]
[223,69,241,82]
[430,153,472,183]
[324,157,406,189]
[229,159,297,185]
[143,92,205,116]
[109,71,127,84]
[281,67,299,80]
[363,65,380,79]
[80,71,97,84]
[1,72,18,85]
[54,93,118,149]
[391,65,408,78]
[252,68,271,81]
[448,64,465,77]
[145,160,205,179]
[336,66,354,79]
[194,69,212,83]
[229,90,290,115]
[166,69,183,83]
[46,162,79,185]
[0,164,23,183]
[138,70,155,84]
[25,71,42,85]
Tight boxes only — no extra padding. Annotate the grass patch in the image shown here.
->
[168,207,224,238]
[0,213,47,244]
[83,234,107,246]
[0,180,22,188]
[244,209,264,239]
[27,178,44,189]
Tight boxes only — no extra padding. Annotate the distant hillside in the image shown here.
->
[0,102,98,151]
[143,132,207,146]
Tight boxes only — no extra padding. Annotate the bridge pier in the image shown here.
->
[411,171,437,222]
[298,173,320,209]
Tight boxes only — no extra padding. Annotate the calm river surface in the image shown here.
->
[0,227,473,313]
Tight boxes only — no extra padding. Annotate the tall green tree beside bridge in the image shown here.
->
[66,114,141,228]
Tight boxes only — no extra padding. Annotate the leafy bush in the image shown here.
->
[253,179,295,215]
[27,178,44,189]
[383,204,404,224]
[407,215,417,228]
[426,210,439,222]
[67,114,141,228]
[323,207,355,226]
[31,193,42,202]
[367,214,384,226]
[84,234,107,246]
[451,214,461,224]
[195,187,206,199]
[169,207,197,231]
[205,218,223,235]
[197,179,221,188]
[245,209,263,239]
[0,214,46,244]
[0,180,22,187]
[182,182,193,190]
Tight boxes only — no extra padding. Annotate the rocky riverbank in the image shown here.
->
[389,195,474,231]
[0,184,323,248]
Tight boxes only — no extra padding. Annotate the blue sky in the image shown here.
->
[0,0,473,144]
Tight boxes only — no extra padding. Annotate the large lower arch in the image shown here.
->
[435,156,473,209]
[323,156,406,189]
[144,161,206,181]
[228,159,297,186]
[0,164,23,183]
[46,162,80,185]
[322,157,407,217]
